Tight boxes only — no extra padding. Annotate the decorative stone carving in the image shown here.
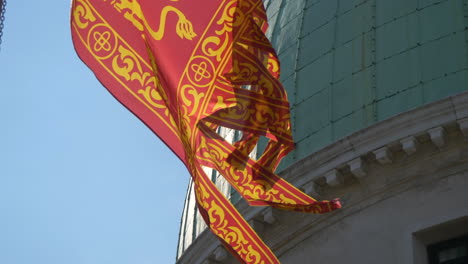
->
[324,169,344,187]
[262,207,276,225]
[400,136,418,155]
[428,127,446,148]
[348,157,367,179]
[202,259,219,264]
[458,118,468,136]
[178,93,468,264]
[373,146,393,164]
[213,246,228,262]
[303,181,322,198]
[248,218,264,233]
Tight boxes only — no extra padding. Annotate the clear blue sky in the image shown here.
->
[0,1,190,263]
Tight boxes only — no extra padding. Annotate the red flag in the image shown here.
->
[71,0,340,263]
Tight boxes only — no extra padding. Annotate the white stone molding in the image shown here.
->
[452,92,468,119]
[400,136,418,155]
[428,126,446,148]
[303,181,322,198]
[373,146,393,165]
[213,246,228,262]
[202,259,218,264]
[458,117,468,136]
[348,157,367,178]
[324,169,344,187]
[262,207,276,224]
[177,92,468,264]
[248,218,265,233]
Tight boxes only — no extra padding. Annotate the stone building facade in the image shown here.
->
[176,0,468,263]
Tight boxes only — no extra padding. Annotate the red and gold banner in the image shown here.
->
[71,0,341,263]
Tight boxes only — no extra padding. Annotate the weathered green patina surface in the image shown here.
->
[263,0,468,170]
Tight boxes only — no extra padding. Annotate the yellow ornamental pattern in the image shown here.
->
[194,169,276,264]
[73,0,96,29]
[106,0,197,41]
[72,1,340,263]
[72,0,178,136]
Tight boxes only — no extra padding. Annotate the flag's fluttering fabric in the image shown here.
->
[71,0,341,263]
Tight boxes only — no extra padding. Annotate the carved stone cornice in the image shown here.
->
[281,92,468,188]
[177,91,468,264]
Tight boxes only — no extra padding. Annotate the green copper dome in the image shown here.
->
[177,0,468,261]
[264,0,468,170]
